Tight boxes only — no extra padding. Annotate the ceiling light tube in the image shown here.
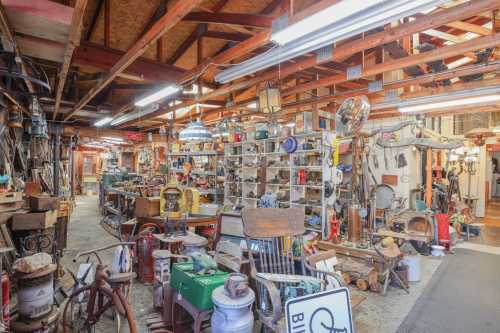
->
[215,0,446,84]
[94,116,113,127]
[399,94,500,113]
[271,0,387,46]
[373,85,500,111]
[134,84,181,107]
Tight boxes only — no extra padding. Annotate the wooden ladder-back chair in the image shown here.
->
[242,208,343,332]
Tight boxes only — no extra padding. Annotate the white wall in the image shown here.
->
[363,117,421,208]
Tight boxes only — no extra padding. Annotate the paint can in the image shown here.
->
[211,286,255,333]
[153,250,171,309]
[16,264,56,320]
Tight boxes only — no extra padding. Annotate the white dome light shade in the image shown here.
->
[179,120,213,142]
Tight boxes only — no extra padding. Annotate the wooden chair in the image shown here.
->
[241,208,344,333]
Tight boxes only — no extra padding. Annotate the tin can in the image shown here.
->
[153,250,171,308]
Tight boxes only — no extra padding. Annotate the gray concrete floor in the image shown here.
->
[61,195,153,332]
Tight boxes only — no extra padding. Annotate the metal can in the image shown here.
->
[17,265,56,320]
[152,250,171,308]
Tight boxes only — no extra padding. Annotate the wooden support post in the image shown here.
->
[426,149,433,207]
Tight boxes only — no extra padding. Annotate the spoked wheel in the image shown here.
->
[63,285,136,333]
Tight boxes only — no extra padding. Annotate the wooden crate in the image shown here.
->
[135,197,160,218]
[0,192,22,204]
[12,210,58,231]
[0,201,24,213]
[29,195,60,211]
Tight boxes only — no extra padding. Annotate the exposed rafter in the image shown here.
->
[53,0,88,120]
[64,0,203,121]
[182,12,273,28]
[166,0,229,65]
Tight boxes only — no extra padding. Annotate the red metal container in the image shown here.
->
[137,231,154,283]
[2,272,9,327]
[435,213,450,241]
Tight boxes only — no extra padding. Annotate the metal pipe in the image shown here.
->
[53,125,61,196]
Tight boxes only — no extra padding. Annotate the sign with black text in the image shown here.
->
[285,287,354,333]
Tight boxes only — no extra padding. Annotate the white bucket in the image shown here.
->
[18,273,54,319]
[401,254,421,282]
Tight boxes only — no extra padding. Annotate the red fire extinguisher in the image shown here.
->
[328,214,340,244]
[136,231,154,284]
[2,272,9,327]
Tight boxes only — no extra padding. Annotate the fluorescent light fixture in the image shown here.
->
[101,136,123,142]
[215,0,446,83]
[372,85,500,113]
[135,85,181,107]
[447,57,473,69]
[286,122,296,128]
[246,102,258,109]
[110,103,160,126]
[94,117,113,127]
[399,95,500,113]
[197,103,220,109]
[271,0,386,45]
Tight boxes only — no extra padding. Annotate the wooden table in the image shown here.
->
[138,214,218,228]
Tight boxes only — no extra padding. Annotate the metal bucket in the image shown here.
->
[153,250,171,308]
[211,286,255,333]
[17,265,56,320]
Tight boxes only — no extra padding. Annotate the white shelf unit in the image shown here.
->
[166,150,224,204]
[224,131,336,238]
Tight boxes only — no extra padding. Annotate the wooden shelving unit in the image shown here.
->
[224,131,336,238]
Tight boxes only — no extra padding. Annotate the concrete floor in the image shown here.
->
[62,195,498,333]
[61,195,153,332]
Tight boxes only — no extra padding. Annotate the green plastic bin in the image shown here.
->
[170,262,229,310]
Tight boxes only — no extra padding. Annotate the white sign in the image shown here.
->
[285,287,354,333]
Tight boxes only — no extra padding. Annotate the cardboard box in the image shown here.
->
[12,210,58,231]
[29,195,60,212]
[134,197,160,218]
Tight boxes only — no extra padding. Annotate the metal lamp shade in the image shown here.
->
[179,120,213,142]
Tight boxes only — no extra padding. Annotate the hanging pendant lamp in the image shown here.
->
[178,104,212,142]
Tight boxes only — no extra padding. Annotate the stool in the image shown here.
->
[172,291,212,333]
[465,223,484,241]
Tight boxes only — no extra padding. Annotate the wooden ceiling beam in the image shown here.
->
[166,0,229,65]
[182,12,273,28]
[53,0,88,120]
[282,32,500,97]
[204,30,252,42]
[445,21,492,36]
[196,0,500,103]
[73,41,185,82]
[166,24,207,65]
[64,0,202,121]
[123,0,500,127]
[198,61,500,121]
[85,0,104,40]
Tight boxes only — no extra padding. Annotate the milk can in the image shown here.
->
[152,250,171,308]
[16,264,56,320]
[211,286,255,333]
[182,234,208,256]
